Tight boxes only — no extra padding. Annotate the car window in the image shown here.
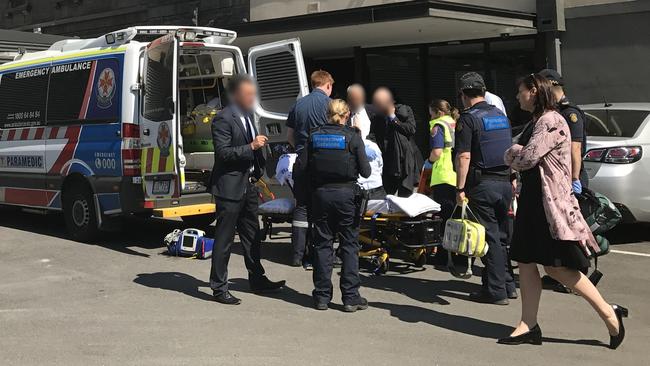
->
[585,109,649,137]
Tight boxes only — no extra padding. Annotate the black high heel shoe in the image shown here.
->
[609,304,628,350]
[497,324,542,345]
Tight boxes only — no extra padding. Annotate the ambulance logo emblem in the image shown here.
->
[97,67,116,109]
[157,122,171,157]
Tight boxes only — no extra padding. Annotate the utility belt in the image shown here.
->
[315,181,357,190]
[468,166,510,187]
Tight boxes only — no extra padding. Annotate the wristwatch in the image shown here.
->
[456,187,465,193]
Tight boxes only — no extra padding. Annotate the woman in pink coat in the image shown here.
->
[498,74,627,349]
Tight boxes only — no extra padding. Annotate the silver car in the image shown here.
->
[581,103,650,223]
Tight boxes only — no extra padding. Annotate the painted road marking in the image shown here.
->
[610,249,650,258]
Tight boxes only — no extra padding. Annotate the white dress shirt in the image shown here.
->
[351,106,372,139]
[358,139,383,190]
[485,91,507,116]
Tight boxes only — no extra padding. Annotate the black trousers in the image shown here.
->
[383,175,412,197]
[209,186,265,295]
[311,186,361,304]
[467,179,516,300]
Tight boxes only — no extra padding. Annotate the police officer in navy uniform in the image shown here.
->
[296,99,371,312]
[454,72,517,305]
[539,69,589,192]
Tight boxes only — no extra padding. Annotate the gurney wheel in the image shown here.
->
[373,257,389,275]
[414,252,427,268]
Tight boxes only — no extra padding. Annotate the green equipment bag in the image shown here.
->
[578,187,622,237]
[442,200,487,279]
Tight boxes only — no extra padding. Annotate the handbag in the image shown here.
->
[442,200,487,279]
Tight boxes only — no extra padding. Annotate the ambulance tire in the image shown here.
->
[181,213,215,232]
[63,182,99,242]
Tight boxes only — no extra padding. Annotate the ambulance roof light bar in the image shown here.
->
[130,26,237,44]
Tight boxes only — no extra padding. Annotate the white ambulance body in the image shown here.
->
[0,26,309,240]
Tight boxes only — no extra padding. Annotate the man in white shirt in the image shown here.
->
[358,137,386,200]
[347,84,372,139]
[485,90,507,116]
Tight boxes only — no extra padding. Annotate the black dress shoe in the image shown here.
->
[497,324,542,345]
[469,291,509,305]
[250,276,286,293]
[508,290,519,300]
[213,291,241,305]
[290,259,302,267]
[609,304,629,350]
[314,302,329,311]
[343,297,369,313]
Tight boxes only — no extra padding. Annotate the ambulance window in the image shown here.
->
[0,67,48,129]
[46,60,93,125]
[143,42,174,122]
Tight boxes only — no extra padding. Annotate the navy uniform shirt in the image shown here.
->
[455,101,510,172]
[286,88,330,152]
[558,96,587,155]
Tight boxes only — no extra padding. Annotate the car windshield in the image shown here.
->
[585,109,649,137]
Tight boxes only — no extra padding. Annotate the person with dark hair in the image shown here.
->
[370,87,422,197]
[538,68,588,192]
[498,74,628,348]
[285,69,334,269]
[208,75,285,305]
[454,72,517,305]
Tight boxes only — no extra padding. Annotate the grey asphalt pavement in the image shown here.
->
[1,207,648,366]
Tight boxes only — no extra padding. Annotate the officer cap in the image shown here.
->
[538,69,564,86]
[459,72,486,91]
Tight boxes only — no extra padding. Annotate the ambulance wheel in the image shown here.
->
[63,183,99,242]
[181,213,215,231]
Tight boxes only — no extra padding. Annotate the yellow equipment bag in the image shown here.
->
[442,200,487,279]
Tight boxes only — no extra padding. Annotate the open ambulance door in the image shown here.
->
[247,39,309,176]
[140,34,184,202]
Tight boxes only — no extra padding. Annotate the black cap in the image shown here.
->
[459,72,486,91]
[538,69,564,86]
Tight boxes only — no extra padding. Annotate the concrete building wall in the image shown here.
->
[561,1,650,103]
[250,0,536,22]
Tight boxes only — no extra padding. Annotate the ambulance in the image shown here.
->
[0,26,309,240]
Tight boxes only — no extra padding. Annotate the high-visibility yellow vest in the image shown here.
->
[429,115,457,187]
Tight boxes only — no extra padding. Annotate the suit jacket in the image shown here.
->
[210,105,265,201]
[369,103,423,188]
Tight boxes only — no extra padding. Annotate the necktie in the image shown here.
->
[244,115,255,143]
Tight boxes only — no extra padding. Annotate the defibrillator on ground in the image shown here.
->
[442,201,487,279]
[165,228,214,259]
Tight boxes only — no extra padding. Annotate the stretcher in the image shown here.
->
[257,178,444,274]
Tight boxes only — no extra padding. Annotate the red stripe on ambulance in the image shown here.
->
[48,126,82,174]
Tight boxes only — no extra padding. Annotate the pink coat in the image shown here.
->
[504,110,599,255]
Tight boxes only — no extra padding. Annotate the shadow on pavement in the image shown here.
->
[0,206,195,258]
[605,222,650,244]
[371,301,512,339]
[541,337,607,348]
[134,272,213,301]
[361,274,483,305]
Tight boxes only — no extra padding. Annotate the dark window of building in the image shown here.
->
[46,60,94,124]
[143,41,175,122]
[0,67,49,129]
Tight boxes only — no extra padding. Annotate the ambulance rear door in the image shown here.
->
[140,34,183,201]
[247,39,309,171]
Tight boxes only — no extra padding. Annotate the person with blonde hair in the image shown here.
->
[294,99,371,312]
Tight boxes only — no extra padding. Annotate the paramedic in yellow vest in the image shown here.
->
[423,99,458,221]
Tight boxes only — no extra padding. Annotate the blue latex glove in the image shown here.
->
[423,159,433,170]
[572,179,582,195]
[365,146,379,161]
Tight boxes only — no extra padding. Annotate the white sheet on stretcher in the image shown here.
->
[366,193,441,217]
